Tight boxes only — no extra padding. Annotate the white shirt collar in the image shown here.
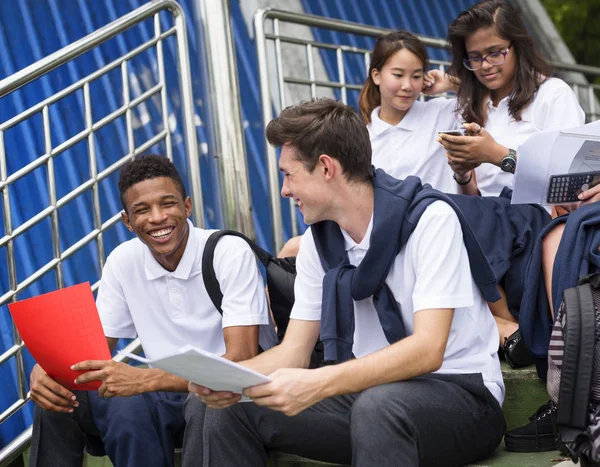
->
[144,219,198,280]
[340,213,374,252]
[369,104,420,137]
[485,93,511,111]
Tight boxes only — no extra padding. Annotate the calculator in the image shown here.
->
[546,171,600,204]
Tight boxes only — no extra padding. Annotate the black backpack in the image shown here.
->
[201,230,324,367]
[547,273,600,466]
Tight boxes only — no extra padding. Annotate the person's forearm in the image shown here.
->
[141,369,189,392]
[241,340,311,376]
[458,174,481,195]
[317,334,444,398]
[489,143,509,167]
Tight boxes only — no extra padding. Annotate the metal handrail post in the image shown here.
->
[254,9,284,252]
[172,1,205,227]
[197,0,255,236]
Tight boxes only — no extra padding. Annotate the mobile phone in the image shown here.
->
[546,171,600,204]
[437,129,464,137]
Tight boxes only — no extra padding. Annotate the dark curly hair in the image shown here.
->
[118,154,187,211]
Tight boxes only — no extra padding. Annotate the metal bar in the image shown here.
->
[122,61,135,158]
[155,14,173,163]
[0,130,18,305]
[0,344,24,366]
[260,9,448,47]
[588,85,597,122]
[174,2,204,229]
[282,76,363,91]
[84,83,105,273]
[0,427,31,465]
[265,33,372,54]
[113,337,142,363]
[272,19,298,241]
[0,84,164,192]
[0,214,122,307]
[337,48,347,104]
[43,105,63,291]
[0,396,30,426]
[0,1,183,96]
[198,0,252,233]
[254,10,284,252]
[306,44,317,98]
[0,27,177,133]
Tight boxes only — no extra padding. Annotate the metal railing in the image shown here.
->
[0,0,201,463]
[254,8,600,252]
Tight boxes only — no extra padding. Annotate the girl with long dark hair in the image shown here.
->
[434,0,584,196]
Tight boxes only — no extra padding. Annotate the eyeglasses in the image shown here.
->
[462,43,512,71]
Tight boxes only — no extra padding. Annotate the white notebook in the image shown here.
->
[119,345,270,400]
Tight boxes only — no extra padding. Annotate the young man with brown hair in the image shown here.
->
[191,99,506,467]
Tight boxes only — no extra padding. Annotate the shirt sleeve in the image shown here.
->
[213,237,270,328]
[408,201,476,312]
[289,229,324,321]
[429,96,461,131]
[533,78,585,131]
[96,251,137,339]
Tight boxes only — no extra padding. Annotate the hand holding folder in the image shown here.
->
[8,283,111,390]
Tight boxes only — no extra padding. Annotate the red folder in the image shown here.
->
[8,282,111,390]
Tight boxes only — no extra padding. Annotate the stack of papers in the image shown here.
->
[120,345,271,400]
[513,121,600,205]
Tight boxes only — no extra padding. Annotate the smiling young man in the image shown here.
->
[190,99,507,467]
[28,155,276,467]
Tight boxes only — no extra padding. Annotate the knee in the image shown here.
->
[202,406,242,440]
[350,385,414,438]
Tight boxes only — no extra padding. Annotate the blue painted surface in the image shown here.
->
[0,0,476,448]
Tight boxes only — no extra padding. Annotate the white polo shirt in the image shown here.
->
[369,99,460,194]
[97,220,277,360]
[290,201,505,405]
[476,77,585,196]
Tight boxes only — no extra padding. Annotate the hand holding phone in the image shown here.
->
[437,129,465,137]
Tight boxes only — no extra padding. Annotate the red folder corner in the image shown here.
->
[8,282,111,390]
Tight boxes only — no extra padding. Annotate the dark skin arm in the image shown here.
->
[73,327,260,398]
[29,337,118,412]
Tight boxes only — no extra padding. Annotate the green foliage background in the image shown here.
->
[541,0,600,70]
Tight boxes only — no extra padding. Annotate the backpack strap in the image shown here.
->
[557,283,596,433]
[202,230,273,314]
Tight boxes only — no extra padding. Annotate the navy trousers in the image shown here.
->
[29,390,204,467]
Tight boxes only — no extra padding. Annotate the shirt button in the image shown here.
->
[171,288,178,294]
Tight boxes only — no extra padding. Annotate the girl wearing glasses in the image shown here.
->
[433,0,584,196]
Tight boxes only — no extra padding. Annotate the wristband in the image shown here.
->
[453,171,472,186]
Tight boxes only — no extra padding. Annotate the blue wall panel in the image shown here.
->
[0,0,476,447]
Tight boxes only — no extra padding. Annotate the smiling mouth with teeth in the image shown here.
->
[149,227,174,238]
